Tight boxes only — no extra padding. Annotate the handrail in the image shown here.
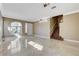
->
[50,22,57,35]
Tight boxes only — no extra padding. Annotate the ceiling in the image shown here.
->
[1,3,79,22]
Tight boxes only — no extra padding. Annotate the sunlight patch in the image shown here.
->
[28,41,43,51]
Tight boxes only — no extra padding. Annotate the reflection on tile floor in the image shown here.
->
[0,35,79,56]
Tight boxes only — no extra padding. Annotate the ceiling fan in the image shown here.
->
[43,3,50,7]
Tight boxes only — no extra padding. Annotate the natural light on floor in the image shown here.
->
[7,33,21,54]
[7,38,21,54]
[28,41,43,51]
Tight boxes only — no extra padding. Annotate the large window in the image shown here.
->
[8,22,22,34]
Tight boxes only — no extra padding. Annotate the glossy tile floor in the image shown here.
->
[0,35,79,56]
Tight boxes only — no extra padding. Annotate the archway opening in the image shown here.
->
[8,22,22,34]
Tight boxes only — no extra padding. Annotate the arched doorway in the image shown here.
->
[8,22,22,34]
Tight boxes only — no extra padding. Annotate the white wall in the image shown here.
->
[60,13,79,41]
[4,19,13,37]
[0,11,2,40]
[34,19,50,39]
[27,23,33,35]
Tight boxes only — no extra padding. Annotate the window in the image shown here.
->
[8,22,22,34]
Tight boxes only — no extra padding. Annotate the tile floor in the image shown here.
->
[0,35,79,56]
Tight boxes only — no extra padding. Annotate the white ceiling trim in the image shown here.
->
[63,10,79,15]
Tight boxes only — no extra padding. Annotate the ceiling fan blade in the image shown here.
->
[51,6,56,9]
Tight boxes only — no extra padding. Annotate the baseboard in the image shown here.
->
[34,34,50,39]
[64,39,79,43]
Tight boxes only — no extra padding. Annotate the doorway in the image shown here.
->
[50,15,63,40]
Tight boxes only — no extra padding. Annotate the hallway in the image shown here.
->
[0,35,79,56]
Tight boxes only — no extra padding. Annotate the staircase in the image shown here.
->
[50,15,63,40]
